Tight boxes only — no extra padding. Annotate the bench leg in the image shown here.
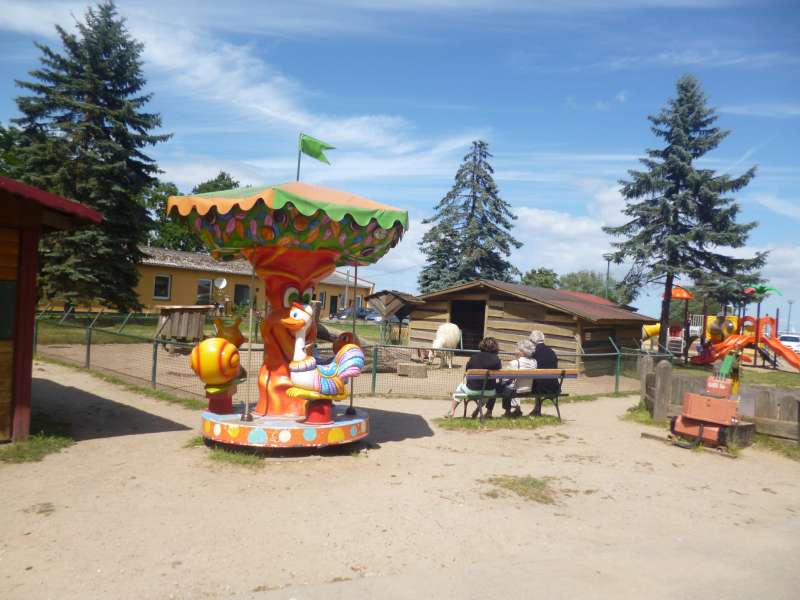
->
[553,396,561,421]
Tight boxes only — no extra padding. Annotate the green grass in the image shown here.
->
[482,475,557,504]
[184,435,205,448]
[208,445,264,468]
[435,414,561,430]
[619,400,669,428]
[0,413,74,463]
[518,391,638,405]
[752,433,800,462]
[35,354,207,411]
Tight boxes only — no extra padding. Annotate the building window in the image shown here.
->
[319,291,326,309]
[234,284,250,307]
[197,279,212,305]
[153,274,171,300]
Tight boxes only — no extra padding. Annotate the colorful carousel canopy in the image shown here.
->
[167,181,408,266]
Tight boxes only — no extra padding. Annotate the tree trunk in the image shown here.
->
[658,273,674,352]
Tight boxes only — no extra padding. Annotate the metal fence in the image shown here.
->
[33,314,672,403]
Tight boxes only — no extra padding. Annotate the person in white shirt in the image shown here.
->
[500,338,537,417]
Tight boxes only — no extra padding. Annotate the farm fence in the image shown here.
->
[33,313,671,403]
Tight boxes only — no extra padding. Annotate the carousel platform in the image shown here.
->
[201,404,369,448]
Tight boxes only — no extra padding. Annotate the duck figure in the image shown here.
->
[281,302,364,403]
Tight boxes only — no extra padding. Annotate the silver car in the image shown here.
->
[778,334,800,353]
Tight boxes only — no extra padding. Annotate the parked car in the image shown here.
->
[364,309,382,322]
[334,307,368,320]
[778,334,800,353]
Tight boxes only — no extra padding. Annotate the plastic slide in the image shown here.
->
[690,334,753,365]
[762,336,800,371]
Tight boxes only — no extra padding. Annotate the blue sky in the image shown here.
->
[1,0,798,325]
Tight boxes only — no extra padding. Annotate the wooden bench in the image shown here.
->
[462,368,579,423]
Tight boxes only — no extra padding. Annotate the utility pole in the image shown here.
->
[603,254,611,300]
[788,299,795,333]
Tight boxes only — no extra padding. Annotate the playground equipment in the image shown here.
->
[691,315,800,370]
[168,182,408,448]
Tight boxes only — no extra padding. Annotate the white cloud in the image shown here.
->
[720,103,800,118]
[598,48,799,71]
[753,195,800,220]
[594,100,610,111]
[615,90,628,103]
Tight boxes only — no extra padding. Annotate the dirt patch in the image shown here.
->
[0,361,798,599]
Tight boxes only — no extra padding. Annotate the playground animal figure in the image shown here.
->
[281,303,365,399]
[427,322,461,369]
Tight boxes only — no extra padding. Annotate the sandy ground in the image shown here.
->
[0,361,798,600]
[37,342,638,401]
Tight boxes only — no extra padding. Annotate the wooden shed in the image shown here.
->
[409,280,655,364]
[0,176,102,442]
[364,289,424,321]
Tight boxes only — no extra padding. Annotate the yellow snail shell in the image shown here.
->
[190,337,241,385]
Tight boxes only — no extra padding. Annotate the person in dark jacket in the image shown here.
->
[529,330,560,416]
[445,337,502,418]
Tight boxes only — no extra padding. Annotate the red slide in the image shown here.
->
[690,334,753,365]
[762,336,800,371]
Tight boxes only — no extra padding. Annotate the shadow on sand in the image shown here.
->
[32,378,191,441]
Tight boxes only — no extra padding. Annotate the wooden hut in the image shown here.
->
[409,280,655,364]
[0,176,102,442]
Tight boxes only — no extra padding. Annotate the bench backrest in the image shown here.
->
[465,368,578,380]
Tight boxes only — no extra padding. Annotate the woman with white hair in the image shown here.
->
[499,338,537,417]
[528,329,560,416]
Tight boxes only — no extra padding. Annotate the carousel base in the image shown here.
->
[201,404,369,448]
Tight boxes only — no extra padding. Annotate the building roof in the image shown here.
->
[420,279,657,323]
[365,289,425,319]
[140,246,374,289]
[0,176,102,226]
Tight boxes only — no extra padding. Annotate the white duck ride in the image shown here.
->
[280,302,365,403]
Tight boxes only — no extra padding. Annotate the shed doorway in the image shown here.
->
[450,300,485,349]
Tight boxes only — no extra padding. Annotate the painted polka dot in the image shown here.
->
[203,420,212,434]
[248,428,267,444]
[278,429,292,444]
[227,425,240,440]
[213,423,222,437]
[328,428,345,443]
[350,426,357,437]
[303,428,317,442]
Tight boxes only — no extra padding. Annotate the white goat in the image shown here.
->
[428,322,461,369]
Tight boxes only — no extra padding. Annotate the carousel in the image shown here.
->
[167,181,408,448]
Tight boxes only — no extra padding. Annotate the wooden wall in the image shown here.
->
[408,301,449,346]
[0,227,18,441]
[486,298,580,364]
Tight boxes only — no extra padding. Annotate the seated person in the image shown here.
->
[445,337,502,418]
[528,330,559,416]
[499,339,537,417]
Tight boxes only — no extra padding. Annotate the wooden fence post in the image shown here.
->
[653,360,672,422]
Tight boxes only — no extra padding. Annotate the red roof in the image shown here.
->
[0,176,102,224]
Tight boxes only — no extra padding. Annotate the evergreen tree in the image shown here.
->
[14,1,169,311]
[521,267,559,288]
[603,76,765,350]
[418,141,521,293]
[0,124,25,179]
[191,170,239,194]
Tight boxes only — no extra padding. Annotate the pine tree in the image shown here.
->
[0,124,25,179]
[558,270,621,303]
[14,1,169,311]
[418,141,521,293]
[521,267,559,288]
[603,75,765,350]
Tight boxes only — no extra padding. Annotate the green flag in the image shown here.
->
[299,133,334,165]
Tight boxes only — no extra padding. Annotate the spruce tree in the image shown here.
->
[14,1,169,311]
[418,141,521,293]
[191,171,240,195]
[604,75,765,350]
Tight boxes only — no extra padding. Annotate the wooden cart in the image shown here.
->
[155,305,212,354]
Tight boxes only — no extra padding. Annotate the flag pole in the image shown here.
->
[347,263,358,415]
[296,132,302,181]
